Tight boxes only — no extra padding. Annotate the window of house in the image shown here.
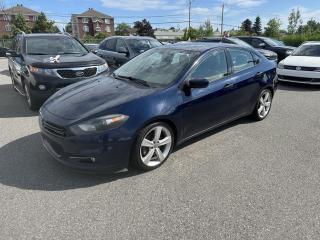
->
[83,25,89,32]
[105,26,111,33]
[189,50,228,82]
[82,18,89,23]
[105,18,111,24]
[229,48,255,73]
[5,25,11,32]
[96,26,101,32]
[4,15,11,21]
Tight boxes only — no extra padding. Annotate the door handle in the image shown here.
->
[255,72,264,77]
[224,83,234,89]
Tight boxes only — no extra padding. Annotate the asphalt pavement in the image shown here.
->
[1,57,320,239]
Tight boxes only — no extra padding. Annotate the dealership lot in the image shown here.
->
[1,57,320,239]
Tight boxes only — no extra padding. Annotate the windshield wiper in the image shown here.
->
[113,74,151,87]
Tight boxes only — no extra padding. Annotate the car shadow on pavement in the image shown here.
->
[278,82,320,92]
[0,132,141,191]
[0,69,10,77]
[0,84,38,118]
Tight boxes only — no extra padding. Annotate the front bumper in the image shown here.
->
[277,68,320,85]
[40,115,133,172]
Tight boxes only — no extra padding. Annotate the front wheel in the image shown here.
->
[252,89,273,121]
[24,83,40,111]
[131,122,174,171]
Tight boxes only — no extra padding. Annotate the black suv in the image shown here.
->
[96,36,162,71]
[7,33,108,110]
[237,36,295,61]
[197,37,278,62]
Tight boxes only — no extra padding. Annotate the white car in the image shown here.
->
[277,41,320,85]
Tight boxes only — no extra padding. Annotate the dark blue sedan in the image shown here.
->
[39,43,277,172]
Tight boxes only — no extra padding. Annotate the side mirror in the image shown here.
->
[258,43,266,48]
[117,47,129,55]
[188,79,209,89]
[6,50,19,57]
[91,49,98,54]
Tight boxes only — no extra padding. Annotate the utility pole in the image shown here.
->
[188,0,191,31]
[221,3,224,36]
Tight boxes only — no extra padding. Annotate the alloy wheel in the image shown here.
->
[257,90,272,119]
[140,126,173,167]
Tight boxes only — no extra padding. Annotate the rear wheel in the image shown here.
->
[131,122,174,171]
[24,83,39,111]
[252,89,273,121]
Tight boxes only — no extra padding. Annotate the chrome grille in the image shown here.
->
[57,67,97,79]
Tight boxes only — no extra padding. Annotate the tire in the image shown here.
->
[252,89,273,121]
[24,83,40,111]
[9,69,17,92]
[131,122,175,171]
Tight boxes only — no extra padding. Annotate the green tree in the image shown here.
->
[32,12,56,33]
[241,19,252,33]
[265,18,281,38]
[134,19,154,37]
[253,16,262,35]
[65,22,72,34]
[288,8,303,34]
[11,13,31,36]
[297,19,320,34]
[115,23,131,36]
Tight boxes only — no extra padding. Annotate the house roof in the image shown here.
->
[4,4,40,15]
[72,8,113,19]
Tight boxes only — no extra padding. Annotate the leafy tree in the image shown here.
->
[197,19,213,38]
[297,19,320,34]
[65,22,72,34]
[288,8,303,34]
[253,16,262,35]
[134,19,154,37]
[241,19,252,33]
[169,26,176,31]
[11,13,31,36]
[115,23,131,36]
[32,12,56,33]
[265,18,281,38]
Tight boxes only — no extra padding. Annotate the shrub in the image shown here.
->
[281,33,320,47]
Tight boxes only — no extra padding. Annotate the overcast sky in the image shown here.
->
[3,0,320,31]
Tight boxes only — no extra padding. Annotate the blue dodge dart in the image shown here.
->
[39,43,277,172]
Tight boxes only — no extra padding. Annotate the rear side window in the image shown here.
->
[229,48,254,73]
[115,39,128,52]
[251,38,264,48]
[189,50,228,82]
[101,38,116,51]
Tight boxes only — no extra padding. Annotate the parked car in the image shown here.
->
[197,37,278,62]
[237,36,295,61]
[0,46,9,57]
[96,36,162,71]
[6,33,108,110]
[40,43,277,172]
[277,41,320,85]
[84,43,99,52]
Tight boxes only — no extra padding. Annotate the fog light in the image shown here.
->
[39,85,46,90]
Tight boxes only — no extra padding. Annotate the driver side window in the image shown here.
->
[252,39,264,48]
[189,50,228,82]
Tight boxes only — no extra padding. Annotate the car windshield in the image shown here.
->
[229,38,253,48]
[26,36,88,55]
[113,48,200,87]
[292,45,320,57]
[262,38,285,47]
[127,39,162,55]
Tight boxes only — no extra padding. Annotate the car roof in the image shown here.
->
[161,42,248,52]
[302,41,320,46]
[23,33,70,38]
[106,36,156,40]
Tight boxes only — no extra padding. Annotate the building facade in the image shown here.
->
[0,4,40,38]
[71,8,114,39]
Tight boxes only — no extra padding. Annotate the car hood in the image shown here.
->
[43,76,158,121]
[24,52,105,69]
[282,56,320,67]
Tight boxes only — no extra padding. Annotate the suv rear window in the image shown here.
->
[26,36,88,55]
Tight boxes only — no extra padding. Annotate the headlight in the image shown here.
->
[96,63,109,74]
[286,50,293,55]
[277,62,284,69]
[70,114,129,134]
[28,66,56,76]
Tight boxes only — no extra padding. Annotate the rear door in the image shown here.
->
[97,38,118,70]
